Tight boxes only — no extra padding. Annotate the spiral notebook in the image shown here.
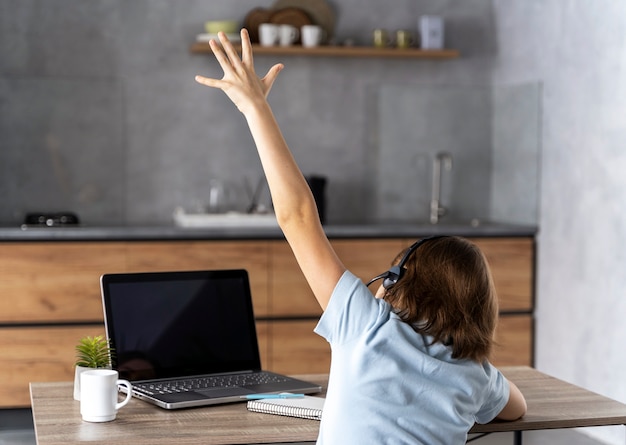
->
[247,395,325,420]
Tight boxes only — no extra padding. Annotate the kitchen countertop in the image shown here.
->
[0,222,537,241]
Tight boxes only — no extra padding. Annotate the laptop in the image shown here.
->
[100,269,322,409]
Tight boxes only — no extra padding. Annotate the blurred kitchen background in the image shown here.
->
[0,0,540,227]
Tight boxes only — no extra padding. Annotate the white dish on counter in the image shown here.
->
[196,33,241,43]
[173,208,278,228]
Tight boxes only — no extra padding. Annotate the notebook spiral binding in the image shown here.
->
[246,398,323,420]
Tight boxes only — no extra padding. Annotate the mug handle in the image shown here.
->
[115,379,133,410]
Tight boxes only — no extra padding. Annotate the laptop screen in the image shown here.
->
[101,269,262,381]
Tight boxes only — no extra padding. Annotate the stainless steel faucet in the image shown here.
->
[430,152,453,224]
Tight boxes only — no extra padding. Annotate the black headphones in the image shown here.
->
[366,236,447,289]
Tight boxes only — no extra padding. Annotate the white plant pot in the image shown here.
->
[73,365,92,401]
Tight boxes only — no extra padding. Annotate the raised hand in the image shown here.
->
[194,29,283,114]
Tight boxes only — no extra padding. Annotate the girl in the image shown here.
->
[195,29,526,444]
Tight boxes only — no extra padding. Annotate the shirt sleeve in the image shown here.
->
[314,270,387,345]
[474,363,511,424]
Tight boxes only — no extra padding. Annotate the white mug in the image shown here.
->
[279,24,299,46]
[301,25,324,47]
[80,369,132,423]
[258,23,279,46]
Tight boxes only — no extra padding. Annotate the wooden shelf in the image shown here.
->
[190,42,459,59]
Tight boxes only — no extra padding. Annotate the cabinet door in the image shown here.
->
[471,238,534,311]
[0,242,126,323]
[0,325,105,407]
[126,241,271,317]
[269,239,405,317]
[255,320,271,370]
[492,315,533,366]
[332,239,406,284]
[267,320,331,374]
[269,242,320,317]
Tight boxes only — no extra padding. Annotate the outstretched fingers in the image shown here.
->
[194,28,284,112]
[261,63,284,98]
[206,38,234,77]
[240,29,254,69]
[218,31,245,73]
[193,39,230,90]
[195,32,245,90]
[194,74,220,88]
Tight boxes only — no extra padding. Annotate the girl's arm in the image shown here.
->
[496,379,527,420]
[194,29,345,310]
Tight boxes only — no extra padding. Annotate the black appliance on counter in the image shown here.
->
[305,175,327,225]
[23,212,80,227]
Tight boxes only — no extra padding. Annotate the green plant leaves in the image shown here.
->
[75,335,115,368]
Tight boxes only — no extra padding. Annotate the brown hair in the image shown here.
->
[382,236,498,362]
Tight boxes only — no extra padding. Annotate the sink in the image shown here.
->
[173,208,279,228]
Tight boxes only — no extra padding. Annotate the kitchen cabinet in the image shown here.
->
[0,242,126,323]
[0,326,106,406]
[124,241,271,317]
[269,239,406,317]
[269,237,534,370]
[190,43,460,59]
[0,236,533,407]
[269,320,330,374]
[494,315,533,366]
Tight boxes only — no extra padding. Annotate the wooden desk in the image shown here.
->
[30,367,626,445]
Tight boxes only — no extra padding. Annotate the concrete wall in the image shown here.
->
[491,1,626,443]
[0,0,538,226]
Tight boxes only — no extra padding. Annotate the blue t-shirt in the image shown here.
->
[314,271,510,445]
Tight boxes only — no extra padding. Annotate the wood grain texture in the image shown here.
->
[126,240,271,316]
[333,238,407,284]
[269,238,405,316]
[29,368,626,444]
[255,320,270,371]
[492,315,533,367]
[0,237,534,408]
[1,326,105,407]
[268,320,330,374]
[473,367,626,433]
[0,242,126,322]
[0,238,531,321]
[190,43,460,59]
[470,237,534,311]
[31,374,328,445]
[270,237,534,315]
[269,241,321,317]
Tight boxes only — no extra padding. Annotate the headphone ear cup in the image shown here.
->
[382,265,403,289]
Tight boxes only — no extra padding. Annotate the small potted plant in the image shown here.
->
[73,335,114,400]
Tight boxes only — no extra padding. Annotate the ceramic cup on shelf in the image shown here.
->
[301,24,324,47]
[80,369,132,422]
[278,24,299,46]
[395,29,415,49]
[373,28,391,48]
[258,23,279,46]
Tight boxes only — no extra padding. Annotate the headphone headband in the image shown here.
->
[366,236,446,289]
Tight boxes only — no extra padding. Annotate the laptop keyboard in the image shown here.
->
[134,372,289,395]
